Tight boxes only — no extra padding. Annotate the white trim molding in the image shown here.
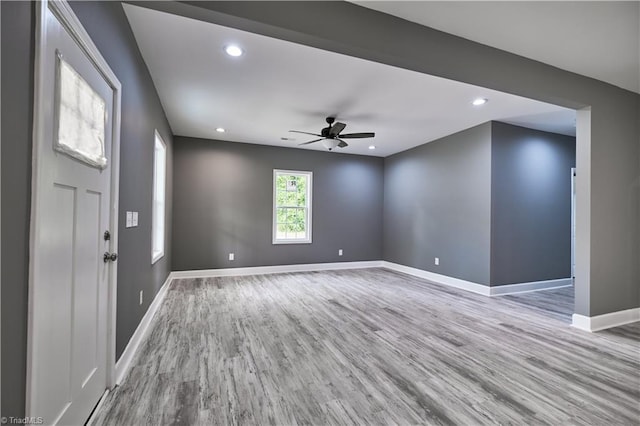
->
[382,261,492,296]
[489,278,573,296]
[382,262,572,297]
[171,261,384,279]
[572,307,640,332]
[115,274,173,384]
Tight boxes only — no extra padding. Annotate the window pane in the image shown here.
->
[285,179,297,192]
[296,208,305,224]
[283,191,294,206]
[56,57,107,168]
[296,176,306,193]
[277,208,287,223]
[296,192,306,207]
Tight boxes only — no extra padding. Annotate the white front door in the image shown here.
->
[28,2,120,425]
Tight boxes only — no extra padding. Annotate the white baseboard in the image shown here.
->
[381,261,491,296]
[114,273,173,384]
[489,278,573,296]
[170,260,384,279]
[382,262,572,297]
[572,307,640,332]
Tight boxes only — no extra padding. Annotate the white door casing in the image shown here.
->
[571,168,576,280]
[27,1,121,425]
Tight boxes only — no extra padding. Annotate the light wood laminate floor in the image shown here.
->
[92,269,640,425]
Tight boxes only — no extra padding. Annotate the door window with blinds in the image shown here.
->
[54,52,107,168]
[273,170,312,244]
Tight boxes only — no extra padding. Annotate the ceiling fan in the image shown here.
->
[289,116,375,150]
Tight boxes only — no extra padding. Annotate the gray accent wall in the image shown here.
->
[1,1,34,418]
[172,137,383,270]
[383,124,493,285]
[490,122,576,286]
[1,1,173,418]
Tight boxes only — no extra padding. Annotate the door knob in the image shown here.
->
[103,252,118,263]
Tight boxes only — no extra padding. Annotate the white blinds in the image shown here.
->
[56,57,107,168]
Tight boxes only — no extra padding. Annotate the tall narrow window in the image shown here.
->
[273,169,312,244]
[152,131,166,263]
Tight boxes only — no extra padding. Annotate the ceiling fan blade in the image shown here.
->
[337,139,349,148]
[339,132,375,139]
[289,130,322,137]
[329,122,346,136]
[298,138,323,146]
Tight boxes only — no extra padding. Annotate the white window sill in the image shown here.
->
[272,239,312,245]
[151,250,164,264]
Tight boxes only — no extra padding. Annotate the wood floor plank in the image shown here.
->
[92,269,640,425]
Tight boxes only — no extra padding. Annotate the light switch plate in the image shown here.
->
[126,211,133,228]
[132,211,138,227]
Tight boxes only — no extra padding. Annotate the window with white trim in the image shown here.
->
[151,131,166,263]
[273,169,312,244]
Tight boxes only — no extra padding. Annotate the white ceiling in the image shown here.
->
[123,4,576,157]
[354,1,640,94]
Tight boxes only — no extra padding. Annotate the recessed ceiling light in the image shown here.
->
[224,45,243,57]
[472,98,488,106]
[368,145,376,150]
[215,127,225,133]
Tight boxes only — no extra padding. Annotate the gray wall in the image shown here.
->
[1,1,34,417]
[172,138,383,270]
[1,1,173,418]
[69,0,174,361]
[150,0,639,317]
[384,122,577,288]
[490,122,576,286]
[383,124,492,284]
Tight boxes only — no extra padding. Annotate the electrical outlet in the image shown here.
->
[126,211,133,228]
[132,211,138,227]
[139,290,143,305]
[229,253,235,261]
[435,257,439,266]
[338,249,343,256]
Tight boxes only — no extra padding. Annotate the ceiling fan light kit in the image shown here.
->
[322,139,339,150]
[289,116,375,151]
